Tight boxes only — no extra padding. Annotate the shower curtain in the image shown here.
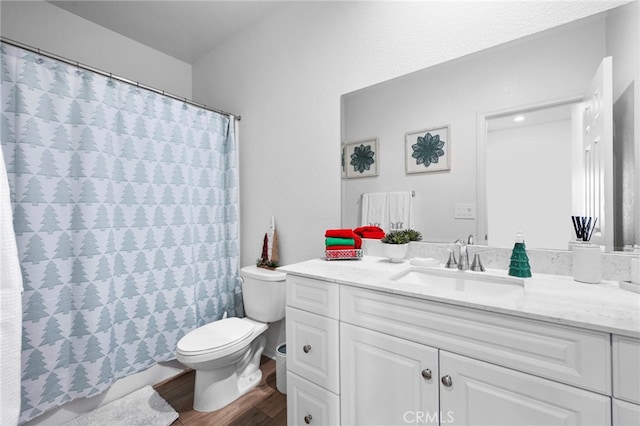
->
[0,43,240,423]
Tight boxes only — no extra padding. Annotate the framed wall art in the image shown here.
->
[344,138,379,178]
[341,144,347,178]
[405,126,450,174]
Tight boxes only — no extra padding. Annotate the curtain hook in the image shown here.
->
[36,48,44,64]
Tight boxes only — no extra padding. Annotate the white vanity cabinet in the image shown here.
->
[612,335,640,425]
[340,327,611,426]
[285,275,340,426]
[284,269,637,426]
[340,285,611,426]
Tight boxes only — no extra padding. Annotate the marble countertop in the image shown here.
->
[279,256,640,339]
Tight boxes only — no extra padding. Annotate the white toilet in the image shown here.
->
[176,265,286,412]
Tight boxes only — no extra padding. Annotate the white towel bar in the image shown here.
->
[361,190,415,198]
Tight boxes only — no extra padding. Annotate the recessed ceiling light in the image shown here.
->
[513,116,525,122]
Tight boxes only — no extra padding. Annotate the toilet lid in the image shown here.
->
[177,317,254,353]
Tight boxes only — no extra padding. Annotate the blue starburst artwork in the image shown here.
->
[345,138,379,178]
[405,126,450,173]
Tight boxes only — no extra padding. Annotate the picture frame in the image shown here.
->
[405,126,450,174]
[344,138,379,178]
[341,144,347,178]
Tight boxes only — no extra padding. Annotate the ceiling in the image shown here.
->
[47,1,285,63]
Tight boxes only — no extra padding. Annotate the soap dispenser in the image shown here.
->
[508,231,532,278]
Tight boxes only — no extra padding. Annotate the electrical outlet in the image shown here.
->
[454,203,476,219]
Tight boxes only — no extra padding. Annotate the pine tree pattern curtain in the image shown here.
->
[0,43,240,423]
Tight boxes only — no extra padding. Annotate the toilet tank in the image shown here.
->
[240,265,286,322]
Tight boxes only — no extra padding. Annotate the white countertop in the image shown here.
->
[279,256,640,338]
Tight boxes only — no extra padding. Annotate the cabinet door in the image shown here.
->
[613,398,640,426]
[286,307,340,393]
[340,323,439,426]
[613,335,640,404]
[440,351,611,426]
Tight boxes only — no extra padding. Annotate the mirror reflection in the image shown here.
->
[485,103,579,250]
[341,1,638,252]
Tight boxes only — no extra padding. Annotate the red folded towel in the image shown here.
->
[325,229,355,239]
[325,229,362,248]
[326,245,355,250]
[354,226,385,239]
[360,231,385,239]
[353,234,362,249]
[354,226,384,234]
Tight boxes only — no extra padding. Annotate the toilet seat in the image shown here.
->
[177,317,264,358]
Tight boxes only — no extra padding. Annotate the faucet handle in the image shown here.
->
[467,234,477,245]
[445,249,458,269]
[470,252,485,272]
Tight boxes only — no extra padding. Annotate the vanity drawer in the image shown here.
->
[340,286,611,394]
[286,306,340,393]
[613,399,640,426]
[286,275,339,319]
[613,335,640,404]
[287,371,340,426]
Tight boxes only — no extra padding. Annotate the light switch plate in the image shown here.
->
[454,203,476,219]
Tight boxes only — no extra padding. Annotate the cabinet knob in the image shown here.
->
[304,414,313,424]
[303,344,312,353]
[441,375,453,387]
[421,369,432,380]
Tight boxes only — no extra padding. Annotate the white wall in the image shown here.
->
[192,0,621,267]
[0,0,192,99]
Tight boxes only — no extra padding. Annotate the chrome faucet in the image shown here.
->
[454,239,469,271]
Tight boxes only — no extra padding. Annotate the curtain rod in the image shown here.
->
[1,37,241,121]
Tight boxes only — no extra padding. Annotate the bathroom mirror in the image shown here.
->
[341,1,638,252]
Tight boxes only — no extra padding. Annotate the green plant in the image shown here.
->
[381,229,422,244]
[403,229,423,242]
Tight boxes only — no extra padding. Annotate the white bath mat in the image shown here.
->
[62,385,178,426]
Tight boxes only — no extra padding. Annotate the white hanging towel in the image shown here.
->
[361,192,388,232]
[0,147,23,426]
[388,191,414,231]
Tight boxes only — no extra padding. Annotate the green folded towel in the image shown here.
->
[325,237,355,246]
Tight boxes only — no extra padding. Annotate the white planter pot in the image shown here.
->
[383,243,408,263]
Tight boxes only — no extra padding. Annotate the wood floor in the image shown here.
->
[154,357,287,426]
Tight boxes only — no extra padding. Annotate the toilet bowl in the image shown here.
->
[176,265,286,412]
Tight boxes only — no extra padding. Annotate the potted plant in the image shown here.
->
[381,229,422,262]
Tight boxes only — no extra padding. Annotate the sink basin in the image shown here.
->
[388,267,524,296]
